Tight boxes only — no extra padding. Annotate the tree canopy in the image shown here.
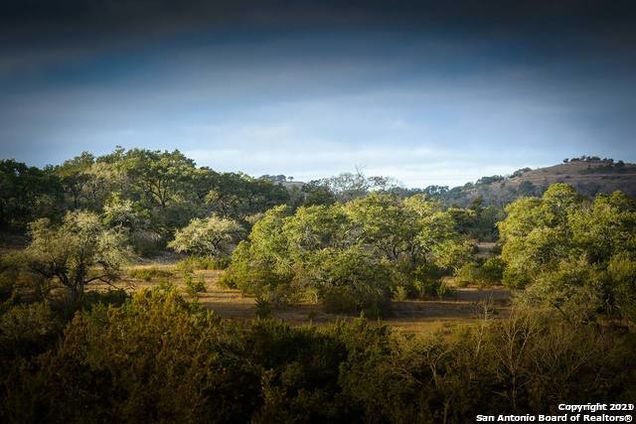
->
[223,193,473,316]
[168,215,244,258]
[499,183,636,321]
[22,211,130,303]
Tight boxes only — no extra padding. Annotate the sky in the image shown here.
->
[1,0,635,187]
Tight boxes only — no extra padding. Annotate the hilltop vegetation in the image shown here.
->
[434,157,636,207]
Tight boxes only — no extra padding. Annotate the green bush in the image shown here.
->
[322,286,364,315]
[184,273,206,295]
[412,278,443,298]
[455,257,505,288]
[392,285,409,301]
[130,229,164,256]
[255,297,273,319]
[176,256,228,271]
[2,289,261,423]
[499,186,636,320]
[81,289,130,309]
[0,302,62,360]
[436,281,456,298]
[0,289,633,423]
[481,256,505,284]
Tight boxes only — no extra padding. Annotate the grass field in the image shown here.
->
[93,263,512,334]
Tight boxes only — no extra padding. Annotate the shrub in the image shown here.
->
[168,215,244,258]
[184,273,206,295]
[176,256,228,271]
[480,256,505,284]
[1,290,632,423]
[2,289,261,423]
[224,194,475,316]
[0,302,62,360]
[130,229,163,256]
[255,297,273,319]
[392,285,409,301]
[409,278,438,298]
[127,267,174,281]
[436,281,456,298]
[455,258,505,288]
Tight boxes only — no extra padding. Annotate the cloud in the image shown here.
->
[1,6,635,187]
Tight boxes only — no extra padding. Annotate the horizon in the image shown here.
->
[3,148,631,190]
[1,1,636,187]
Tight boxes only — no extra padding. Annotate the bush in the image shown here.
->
[392,285,409,301]
[130,229,164,256]
[224,194,475,316]
[322,286,365,315]
[2,289,261,423]
[127,267,174,281]
[411,278,443,298]
[436,281,456,298]
[81,289,130,309]
[255,297,273,319]
[455,263,480,286]
[184,273,206,295]
[481,256,504,284]
[0,302,62,360]
[168,215,243,258]
[1,290,633,423]
[176,256,228,271]
[455,258,505,288]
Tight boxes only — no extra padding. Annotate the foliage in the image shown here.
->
[499,184,636,321]
[184,272,207,295]
[21,211,131,303]
[455,257,505,287]
[127,267,174,282]
[0,159,62,230]
[2,149,296,258]
[224,193,473,316]
[176,255,227,271]
[1,290,631,423]
[0,302,63,361]
[311,170,400,202]
[168,215,243,258]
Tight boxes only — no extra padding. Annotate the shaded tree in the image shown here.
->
[0,160,62,231]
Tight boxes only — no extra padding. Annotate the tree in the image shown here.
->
[168,215,244,258]
[22,211,130,303]
[499,184,636,321]
[53,152,95,209]
[117,149,197,210]
[0,160,62,230]
[224,193,473,313]
[203,171,290,220]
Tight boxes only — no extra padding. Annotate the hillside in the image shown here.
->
[443,158,636,206]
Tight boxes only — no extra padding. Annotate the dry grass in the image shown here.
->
[90,263,512,334]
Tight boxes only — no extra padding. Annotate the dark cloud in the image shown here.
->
[3,0,635,41]
[0,1,634,184]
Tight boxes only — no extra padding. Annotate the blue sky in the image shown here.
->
[1,1,635,187]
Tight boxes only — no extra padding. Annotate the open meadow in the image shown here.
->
[94,262,512,334]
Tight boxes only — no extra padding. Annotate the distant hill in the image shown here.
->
[265,158,636,207]
[442,158,636,207]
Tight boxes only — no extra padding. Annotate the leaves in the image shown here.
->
[22,211,130,301]
[168,215,244,258]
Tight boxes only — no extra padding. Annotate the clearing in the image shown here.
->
[94,263,512,334]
